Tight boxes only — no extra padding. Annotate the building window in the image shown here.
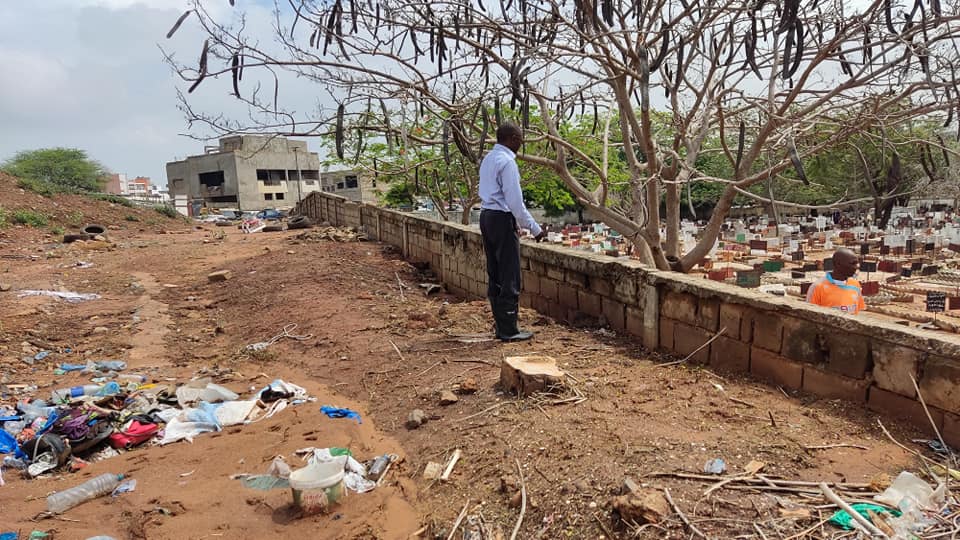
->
[287,170,300,181]
[302,170,319,180]
[264,193,274,201]
[199,171,225,196]
[256,169,286,186]
[336,182,344,190]
[276,192,285,200]
[345,175,358,189]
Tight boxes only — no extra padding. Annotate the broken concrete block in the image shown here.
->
[207,270,232,282]
[611,489,670,524]
[0,283,11,292]
[439,390,459,405]
[500,355,564,397]
[406,409,427,429]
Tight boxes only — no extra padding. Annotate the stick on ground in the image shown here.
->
[663,487,707,539]
[509,459,526,540]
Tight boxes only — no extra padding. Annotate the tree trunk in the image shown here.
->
[679,185,738,272]
[665,182,681,258]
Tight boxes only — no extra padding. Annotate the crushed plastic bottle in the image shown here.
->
[46,473,124,514]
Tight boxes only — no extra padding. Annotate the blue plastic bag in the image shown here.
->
[321,406,362,424]
[0,430,26,459]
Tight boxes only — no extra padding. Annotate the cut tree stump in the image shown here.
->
[500,355,564,397]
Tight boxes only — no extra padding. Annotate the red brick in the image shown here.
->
[823,333,871,379]
[660,318,677,351]
[872,344,924,397]
[781,317,825,364]
[752,315,783,353]
[521,270,540,296]
[750,346,803,389]
[867,386,944,431]
[697,297,720,332]
[673,323,712,364]
[802,365,869,402]
[944,413,960,450]
[540,277,559,302]
[601,297,626,331]
[919,356,960,415]
[661,291,697,325]
[719,304,746,341]
[710,336,750,373]
[578,289,603,317]
[558,283,579,310]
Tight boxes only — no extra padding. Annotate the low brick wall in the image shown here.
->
[297,192,960,446]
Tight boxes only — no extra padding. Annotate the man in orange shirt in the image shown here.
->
[805,248,865,314]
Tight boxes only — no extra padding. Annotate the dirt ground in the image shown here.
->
[0,215,939,539]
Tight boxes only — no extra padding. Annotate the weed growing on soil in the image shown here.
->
[125,214,140,222]
[50,226,65,236]
[154,205,178,219]
[0,207,7,228]
[89,193,133,207]
[12,209,48,227]
[67,210,84,227]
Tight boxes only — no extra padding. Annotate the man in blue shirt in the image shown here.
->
[479,122,545,341]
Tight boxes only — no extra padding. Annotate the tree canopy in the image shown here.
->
[2,148,108,194]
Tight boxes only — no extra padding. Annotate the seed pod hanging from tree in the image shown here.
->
[188,39,209,93]
[166,10,193,39]
[442,121,451,165]
[735,121,745,172]
[650,28,670,72]
[335,104,345,160]
[354,127,364,164]
[786,134,809,184]
[494,98,502,125]
[478,107,490,157]
[379,99,394,154]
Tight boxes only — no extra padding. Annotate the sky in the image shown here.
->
[0,0,325,189]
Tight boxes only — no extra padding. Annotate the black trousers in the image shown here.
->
[480,209,521,305]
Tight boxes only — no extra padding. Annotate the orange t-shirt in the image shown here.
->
[805,273,865,314]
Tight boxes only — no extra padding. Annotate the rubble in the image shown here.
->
[293,227,367,243]
[207,270,232,282]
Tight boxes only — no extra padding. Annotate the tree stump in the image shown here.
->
[500,355,564,397]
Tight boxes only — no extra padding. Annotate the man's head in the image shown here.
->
[496,122,523,153]
[832,248,859,280]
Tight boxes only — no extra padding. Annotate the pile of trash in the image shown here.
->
[0,362,314,479]
[292,227,367,243]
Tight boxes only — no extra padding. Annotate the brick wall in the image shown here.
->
[297,192,960,446]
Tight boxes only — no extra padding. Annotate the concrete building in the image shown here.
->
[165,135,323,214]
[104,173,127,195]
[319,166,379,203]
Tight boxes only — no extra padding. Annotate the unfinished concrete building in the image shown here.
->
[165,135,323,213]
[320,167,380,203]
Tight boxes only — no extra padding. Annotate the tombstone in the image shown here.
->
[800,282,813,295]
[950,297,960,311]
[792,270,805,279]
[925,242,935,252]
[911,261,924,271]
[922,265,940,276]
[926,291,947,313]
[823,258,835,272]
[880,245,891,255]
[902,268,913,278]
[803,262,818,272]
[861,261,878,273]
[907,238,915,253]
[736,270,761,288]
[792,250,805,262]
[861,281,880,296]
[860,243,870,256]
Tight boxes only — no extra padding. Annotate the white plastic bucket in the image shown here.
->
[289,456,347,515]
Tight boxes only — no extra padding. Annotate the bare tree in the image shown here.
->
[166,0,960,271]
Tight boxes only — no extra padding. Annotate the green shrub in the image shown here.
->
[154,205,178,219]
[51,226,65,236]
[124,214,140,222]
[88,193,133,207]
[12,209,48,227]
[16,177,57,196]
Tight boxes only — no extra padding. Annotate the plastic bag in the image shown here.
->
[828,503,901,530]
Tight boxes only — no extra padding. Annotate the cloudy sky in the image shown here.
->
[0,0,325,188]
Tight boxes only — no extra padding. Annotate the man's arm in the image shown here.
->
[500,160,542,236]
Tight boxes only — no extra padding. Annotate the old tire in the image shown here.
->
[82,224,107,236]
[287,215,312,230]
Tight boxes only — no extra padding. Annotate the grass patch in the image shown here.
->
[124,214,140,222]
[154,205,178,219]
[66,210,84,227]
[12,209,49,227]
[51,225,65,236]
[0,207,7,228]
[88,193,133,207]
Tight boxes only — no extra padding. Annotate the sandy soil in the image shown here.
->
[0,216,936,539]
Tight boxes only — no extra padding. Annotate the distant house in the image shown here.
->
[165,135,323,214]
[319,166,378,203]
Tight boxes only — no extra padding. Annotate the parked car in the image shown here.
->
[256,209,282,220]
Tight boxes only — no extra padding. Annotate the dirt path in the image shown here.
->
[0,225,938,539]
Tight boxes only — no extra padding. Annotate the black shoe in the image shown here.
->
[492,299,534,341]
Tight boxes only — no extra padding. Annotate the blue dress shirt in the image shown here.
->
[478,144,542,236]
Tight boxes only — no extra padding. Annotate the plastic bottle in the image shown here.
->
[46,473,124,514]
[95,382,121,396]
[50,385,102,403]
[117,374,147,383]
